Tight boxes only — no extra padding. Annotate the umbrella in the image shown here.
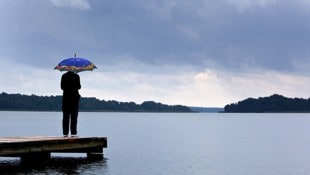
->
[54,55,97,73]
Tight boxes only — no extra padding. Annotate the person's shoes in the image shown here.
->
[71,134,78,137]
[63,135,68,137]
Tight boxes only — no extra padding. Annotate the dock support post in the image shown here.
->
[87,152,103,160]
[86,147,104,160]
[21,152,51,163]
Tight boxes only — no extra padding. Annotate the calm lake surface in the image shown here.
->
[1,112,310,174]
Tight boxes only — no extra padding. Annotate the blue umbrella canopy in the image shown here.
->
[54,57,97,73]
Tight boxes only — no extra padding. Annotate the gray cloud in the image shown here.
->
[49,0,91,10]
[1,0,309,73]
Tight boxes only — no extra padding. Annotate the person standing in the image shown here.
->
[61,71,81,137]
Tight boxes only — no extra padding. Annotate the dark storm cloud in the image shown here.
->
[0,0,310,74]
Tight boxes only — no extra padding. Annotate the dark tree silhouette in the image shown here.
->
[224,94,310,113]
[0,92,193,112]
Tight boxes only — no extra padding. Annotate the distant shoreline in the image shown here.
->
[224,94,310,113]
[0,92,194,113]
[0,110,196,113]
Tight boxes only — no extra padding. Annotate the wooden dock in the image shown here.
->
[0,136,107,162]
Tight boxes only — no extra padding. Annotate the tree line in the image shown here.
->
[224,94,310,113]
[0,92,193,112]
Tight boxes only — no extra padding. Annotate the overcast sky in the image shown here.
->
[0,0,310,107]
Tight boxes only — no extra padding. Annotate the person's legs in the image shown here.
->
[62,111,70,136]
[70,110,78,135]
[70,96,80,136]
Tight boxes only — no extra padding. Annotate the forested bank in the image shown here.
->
[224,94,310,113]
[0,92,192,112]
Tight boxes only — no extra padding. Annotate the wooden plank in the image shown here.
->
[0,136,107,158]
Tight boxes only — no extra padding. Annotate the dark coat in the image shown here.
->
[61,71,81,112]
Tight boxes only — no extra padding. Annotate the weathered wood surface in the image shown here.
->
[0,136,107,159]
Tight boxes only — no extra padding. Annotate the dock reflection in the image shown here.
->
[0,156,109,174]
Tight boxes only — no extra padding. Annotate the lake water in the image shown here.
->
[0,112,310,174]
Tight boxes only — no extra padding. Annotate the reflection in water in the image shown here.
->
[0,156,109,175]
